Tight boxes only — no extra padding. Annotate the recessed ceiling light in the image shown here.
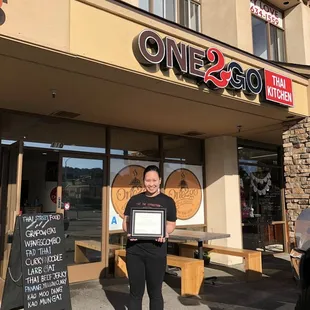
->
[283,1,289,4]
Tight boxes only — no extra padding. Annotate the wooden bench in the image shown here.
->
[115,249,204,296]
[179,243,262,281]
[74,240,122,264]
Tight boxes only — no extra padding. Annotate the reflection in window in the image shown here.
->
[251,15,286,62]
[0,111,106,153]
[138,0,149,11]
[190,1,199,31]
[62,157,103,265]
[238,146,279,166]
[180,0,200,31]
[137,0,199,31]
[270,25,285,62]
[166,0,176,22]
[163,136,202,164]
[179,0,189,28]
[110,128,159,158]
[252,16,268,60]
[153,0,164,17]
[239,145,284,253]
[239,165,282,222]
[108,232,126,274]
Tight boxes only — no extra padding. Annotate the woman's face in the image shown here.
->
[144,171,161,195]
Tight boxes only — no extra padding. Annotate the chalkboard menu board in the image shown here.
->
[1,214,72,310]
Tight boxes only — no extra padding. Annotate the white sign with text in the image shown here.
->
[250,0,283,28]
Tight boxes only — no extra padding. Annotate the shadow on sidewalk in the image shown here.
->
[100,277,129,310]
[165,254,299,310]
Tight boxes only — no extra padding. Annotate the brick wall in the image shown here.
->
[283,117,310,244]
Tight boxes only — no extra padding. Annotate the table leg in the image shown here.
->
[197,241,217,285]
[198,241,204,260]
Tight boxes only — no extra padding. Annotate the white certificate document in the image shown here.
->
[134,212,162,235]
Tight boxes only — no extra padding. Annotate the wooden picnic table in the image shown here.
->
[170,229,231,259]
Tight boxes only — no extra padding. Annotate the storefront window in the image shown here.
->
[164,162,204,226]
[137,0,200,31]
[138,0,149,11]
[239,165,282,222]
[239,145,284,252]
[110,128,159,158]
[108,158,159,272]
[0,112,106,154]
[62,157,104,265]
[163,136,202,164]
[180,0,200,31]
[238,146,279,166]
[252,16,286,62]
[252,16,268,60]
[270,25,285,62]
[109,158,159,231]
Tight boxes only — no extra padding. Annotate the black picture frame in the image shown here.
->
[129,207,167,240]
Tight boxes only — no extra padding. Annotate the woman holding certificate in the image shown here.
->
[122,165,177,310]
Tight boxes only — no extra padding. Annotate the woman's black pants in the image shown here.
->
[126,251,166,310]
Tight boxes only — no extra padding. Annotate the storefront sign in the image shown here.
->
[250,0,283,28]
[262,70,293,107]
[164,168,202,220]
[133,29,294,108]
[133,30,263,95]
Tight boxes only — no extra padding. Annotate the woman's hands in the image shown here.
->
[127,234,137,242]
[156,232,169,243]
[127,232,169,243]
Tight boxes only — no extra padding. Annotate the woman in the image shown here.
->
[122,165,177,310]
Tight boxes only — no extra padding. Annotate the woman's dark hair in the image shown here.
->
[143,165,160,179]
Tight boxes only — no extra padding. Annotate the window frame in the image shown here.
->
[137,0,201,32]
[177,0,201,32]
[251,4,287,62]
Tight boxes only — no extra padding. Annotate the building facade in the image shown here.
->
[0,0,309,296]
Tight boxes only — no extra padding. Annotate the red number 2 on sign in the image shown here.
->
[204,48,232,88]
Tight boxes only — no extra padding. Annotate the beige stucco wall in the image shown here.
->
[123,0,139,6]
[0,0,70,51]
[201,0,252,53]
[69,0,308,116]
[0,0,308,116]
[301,4,310,65]
[285,4,310,65]
[205,136,243,265]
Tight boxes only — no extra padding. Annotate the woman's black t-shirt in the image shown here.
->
[124,192,177,257]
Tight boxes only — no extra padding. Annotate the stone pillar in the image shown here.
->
[283,117,309,246]
[205,136,243,265]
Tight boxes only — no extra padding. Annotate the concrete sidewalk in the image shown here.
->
[70,253,299,310]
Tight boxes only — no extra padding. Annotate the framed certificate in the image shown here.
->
[129,207,167,240]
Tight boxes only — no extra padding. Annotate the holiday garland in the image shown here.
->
[250,172,272,195]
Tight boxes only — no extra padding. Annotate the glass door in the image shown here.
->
[58,154,106,282]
